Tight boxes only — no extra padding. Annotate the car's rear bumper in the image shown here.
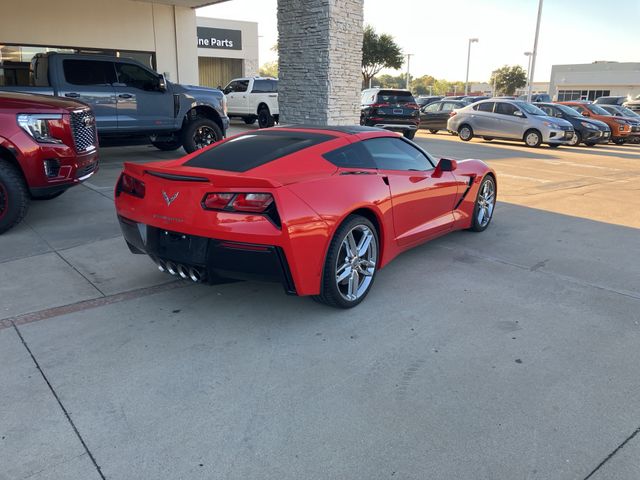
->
[118,216,296,294]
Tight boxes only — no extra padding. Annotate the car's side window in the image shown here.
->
[223,81,237,94]
[572,105,586,114]
[495,102,520,116]
[476,102,495,112]
[423,102,440,113]
[235,80,249,93]
[63,59,116,86]
[115,63,160,91]
[441,102,457,112]
[323,142,376,169]
[363,137,434,171]
[539,106,554,116]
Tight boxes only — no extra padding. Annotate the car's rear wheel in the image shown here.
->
[313,215,379,309]
[458,124,473,141]
[258,106,275,129]
[429,129,439,134]
[0,162,29,234]
[181,117,223,153]
[469,175,496,232]
[612,138,625,145]
[403,129,416,140]
[524,129,542,148]
[567,131,581,146]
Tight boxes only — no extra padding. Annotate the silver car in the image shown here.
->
[447,99,575,148]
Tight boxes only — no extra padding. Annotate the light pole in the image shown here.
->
[524,51,533,97]
[527,0,544,102]
[464,38,478,95]
[405,53,413,90]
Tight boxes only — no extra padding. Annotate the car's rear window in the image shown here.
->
[184,131,333,172]
[376,90,416,105]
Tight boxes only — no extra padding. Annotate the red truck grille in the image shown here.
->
[70,109,97,153]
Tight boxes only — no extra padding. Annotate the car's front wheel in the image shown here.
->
[181,117,223,153]
[0,162,29,234]
[313,215,379,309]
[469,175,496,232]
[524,129,542,148]
[567,131,581,146]
[612,138,625,145]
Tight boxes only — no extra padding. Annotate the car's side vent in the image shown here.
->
[173,94,180,118]
[454,175,476,210]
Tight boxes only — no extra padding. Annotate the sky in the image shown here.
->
[198,0,639,83]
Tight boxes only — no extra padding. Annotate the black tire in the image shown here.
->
[523,129,542,148]
[181,117,223,154]
[483,137,494,141]
[403,129,417,140]
[243,117,257,125]
[612,138,625,145]
[429,129,439,134]
[150,138,183,151]
[548,143,560,148]
[458,124,474,141]
[584,142,598,147]
[567,131,582,147]
[312,215,379,309]
[469,175,496,233]
[257,107,275,129]
[0,162,30,234]
[32,190,65,200]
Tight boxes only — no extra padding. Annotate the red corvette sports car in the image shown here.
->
[115,126,496,308]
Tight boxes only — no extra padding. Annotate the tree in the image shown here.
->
[490,65,527,95]
[362,25,404,88]
[410,75,436,95]
[259,61,278,78]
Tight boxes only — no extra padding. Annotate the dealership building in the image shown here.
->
[549,61,640,101]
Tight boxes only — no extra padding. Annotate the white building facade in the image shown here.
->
[549,61,640,101]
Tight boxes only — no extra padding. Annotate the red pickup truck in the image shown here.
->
[0,92,99,233]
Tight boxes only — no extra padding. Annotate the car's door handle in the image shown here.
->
[65,92,80,98]
[118,93,134,99]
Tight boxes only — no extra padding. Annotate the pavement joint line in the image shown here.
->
[53,250,106,298]
[583,425,640,479]
[437,244,640,301]
[11,322,107,480]
[0,280,187,331]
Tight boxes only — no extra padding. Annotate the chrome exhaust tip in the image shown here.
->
[165,261,178,276]
[188,267,202,282]
[177,264,188,280]
[156,259,166,272]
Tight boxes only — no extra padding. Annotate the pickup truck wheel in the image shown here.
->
[243,117,257,125]
[258,107,275,129]
[150,138,183,151]
[0,162,30,234]
[181,118,223,153]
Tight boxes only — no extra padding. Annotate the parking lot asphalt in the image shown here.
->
[1,123,639,480]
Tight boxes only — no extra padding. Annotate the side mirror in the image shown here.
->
[582,111,590,117]
[514,110,525,118]
[158,74,167,92]
[437,158,457,172]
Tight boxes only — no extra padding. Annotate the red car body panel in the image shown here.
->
[115,127,494,296]
[0,92,98,194]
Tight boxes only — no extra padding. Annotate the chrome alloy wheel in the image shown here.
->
[335,225,377,302]
[193,126,217,149]
[477,178,496,228]
[525,131,541,147]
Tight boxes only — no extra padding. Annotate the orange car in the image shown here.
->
[557,101,638,145]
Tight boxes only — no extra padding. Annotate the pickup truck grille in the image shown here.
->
[70,110,97,153]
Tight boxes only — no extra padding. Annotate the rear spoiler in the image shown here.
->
[123,162,282,188]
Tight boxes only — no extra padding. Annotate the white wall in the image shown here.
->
[196,17,259,76]
[549,62,640,98]
[0,0,199,85]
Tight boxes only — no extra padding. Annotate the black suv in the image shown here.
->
[360,88,420,139]
[535,102,611,146]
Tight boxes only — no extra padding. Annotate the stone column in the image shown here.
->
[277,0,364,125]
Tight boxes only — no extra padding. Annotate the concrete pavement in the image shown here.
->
[1,124,639,479]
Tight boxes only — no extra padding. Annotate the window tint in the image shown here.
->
[184,131,333,172]
[571,105,586,114]
[235,80,249,93]
[252,79,275,93]
[63,59,116,86]
[223,81,237,94]
[423,102,440,113]
[115,63,160,91]
[475,102,495,112]
[323,142,376,169]
[495,102,519,116]
[441,102,458,112]
[376,90,416,105]
[538,105,555,116]
[363,137,433,171]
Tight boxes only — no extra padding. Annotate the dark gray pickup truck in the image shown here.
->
[0,53,229,153]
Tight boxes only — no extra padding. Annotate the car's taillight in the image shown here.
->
[202,192,274,213]
[116,173,145,198]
